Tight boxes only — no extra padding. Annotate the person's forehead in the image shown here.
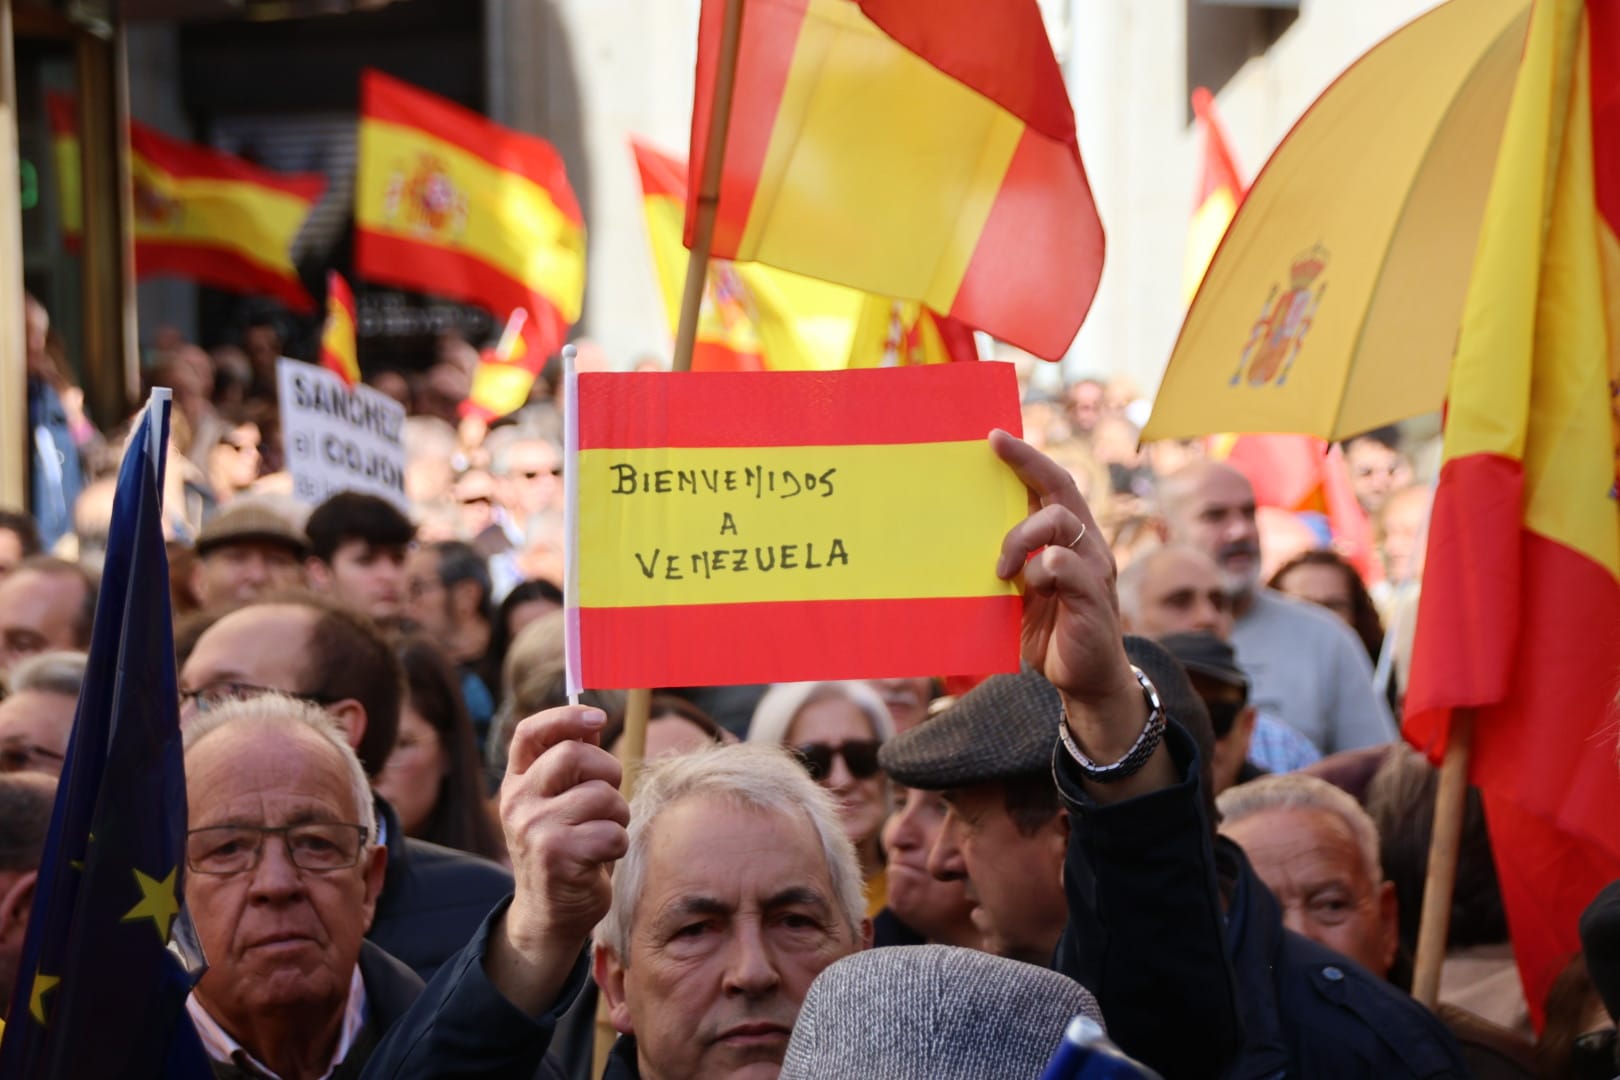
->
[507,441,559,468]
[185,605,314,684]
[0,530,23,559]
[188,722,357,823]
[1145,551,1223,595]
[789,696,874,742]
[639,795,834,910]
[1190,469,1255,509]
[1227,805,1367,881]
[0,689,76,740]
[0,571,79,628]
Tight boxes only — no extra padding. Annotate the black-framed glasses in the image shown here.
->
[186,823,369,875]
[793,740,883,782]
[177,681,336,715]
[0,739,65,773]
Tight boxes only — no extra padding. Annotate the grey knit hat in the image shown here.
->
[779,945,1103,1080]
[878,668,1060,789]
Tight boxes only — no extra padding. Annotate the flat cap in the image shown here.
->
[780,945,1102,1080]
[1157,631,1249,692]
[195,499,308,559]
[878,668,1060,789]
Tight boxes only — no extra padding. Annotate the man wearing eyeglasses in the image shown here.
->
[180,594,512,981]
[182,694,423,1080]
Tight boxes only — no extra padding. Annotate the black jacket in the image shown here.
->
[208,941,424,1079]
[367,796,514,982]
[360,897,581,1080]
[1054,720,1471,1080]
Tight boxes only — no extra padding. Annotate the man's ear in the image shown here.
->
[1231,707,1258,763]
[324,699,369,755]
[1376,879,1401,975]
[0,871,38,945]
[189,559,211,607]
[594,946,634,1035]
[357,845,389,934]
[305,558,332,591]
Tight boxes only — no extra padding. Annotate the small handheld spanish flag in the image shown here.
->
[319,271,360,386]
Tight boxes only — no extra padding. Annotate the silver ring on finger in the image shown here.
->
[1067,523,1087,550]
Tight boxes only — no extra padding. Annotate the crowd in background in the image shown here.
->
[5,289,1618,1080]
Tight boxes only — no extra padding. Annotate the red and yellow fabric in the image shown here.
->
[319,271,360,386]
[566,364,1025,689]
[130,124,326,312]
[44,93,82,250]
[632,139,975,370]
[1184,86,1244,303]
[464,309,547,422]
[688,0,1103,362]
[1403,0,1620,1027]
[356,70,585,361]
[47,93,324,311]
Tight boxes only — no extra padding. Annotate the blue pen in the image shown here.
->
[1038,1015,1166,1080]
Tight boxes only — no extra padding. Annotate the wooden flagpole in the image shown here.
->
[1410,710,1475,1009]
[594,0,749,1071]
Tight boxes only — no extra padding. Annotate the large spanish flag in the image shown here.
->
[47,93,324,311]
[632,138,974,370]
[565,364,1025,690]
[688,0,1103,362]
[356,70,585,361]
[1403,0,1620,1025]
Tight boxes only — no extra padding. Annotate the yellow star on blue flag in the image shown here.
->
[121,867,180,944]
[27,972,59,1026]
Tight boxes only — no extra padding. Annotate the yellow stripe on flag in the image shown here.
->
[52,132,81,238]
[1440,2,1619,576]
[358,119,586,321]
[131,156,312,276]
[575,440,1026,608]
[733,1,1023,312]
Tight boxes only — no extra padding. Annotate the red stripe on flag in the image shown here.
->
[355,230,571,358]
[1406,458,1620,1024]
[1588,0,1620,233]
[135,242,315,313]
[130,124,327,203]
[689,0,809,254]
[1403,454,1524,719]
[362,70,584,224]
[575,363,1021,450]
[949,127,1104,362]
[577,594,1022,689]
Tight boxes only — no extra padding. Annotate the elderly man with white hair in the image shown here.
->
[361,712,869,1079]
[183,695,424,1079]
[1217,773,1399,979]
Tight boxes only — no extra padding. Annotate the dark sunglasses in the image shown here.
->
[793,739,883,782]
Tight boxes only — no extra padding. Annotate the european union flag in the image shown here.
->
[0,390,212,1078]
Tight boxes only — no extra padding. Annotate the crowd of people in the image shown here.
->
[3,300,1616,1079]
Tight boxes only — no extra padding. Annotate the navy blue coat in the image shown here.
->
[360,898,581,1080]
[367,796,514,983]
[1054,720,1471,1080]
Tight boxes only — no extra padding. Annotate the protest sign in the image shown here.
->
[277,358,408,510]
[565,363,1026,690]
